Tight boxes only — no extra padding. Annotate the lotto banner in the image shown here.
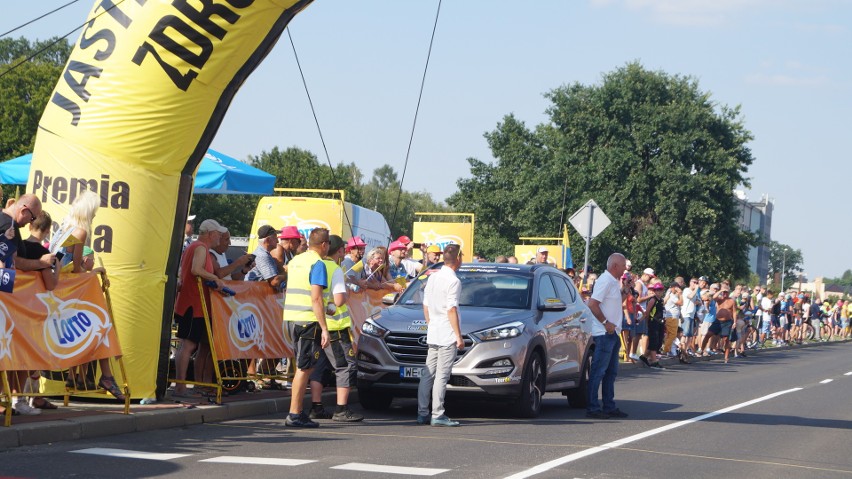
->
[346,288,396,346]
[30,0,314,398]
[0,272,122,371]
[208,281,290,360]
[411,221,474,260]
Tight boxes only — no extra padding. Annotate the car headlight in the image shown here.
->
[472,321,526,341]
[361,318,388,338]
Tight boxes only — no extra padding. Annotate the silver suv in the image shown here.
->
[356,263,595,417]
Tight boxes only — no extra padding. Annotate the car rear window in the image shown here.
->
[399,270,531,309]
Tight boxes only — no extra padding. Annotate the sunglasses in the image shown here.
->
[21,205,35,223]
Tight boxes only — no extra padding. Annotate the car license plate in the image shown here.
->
[400,366,424,378]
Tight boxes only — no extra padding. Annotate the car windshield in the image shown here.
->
[397,269,532,309]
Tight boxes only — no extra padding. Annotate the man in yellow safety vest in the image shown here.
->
[307,235,364,422]
[283,227,331,428]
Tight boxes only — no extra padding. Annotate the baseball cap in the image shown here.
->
[278,226,301,240]
[625,259,632,268]
[537,246,549,253]
[396,235,412,245]
[345,236,367,251]
[389,240,407,253]
[643,268,655,277]
[650,282,664,290]
[257,224,278,239]
[709,283,720,290]
[699,276,709,282]
[426,244,442,254]
[186,214,196,222]
[198,219,227,234]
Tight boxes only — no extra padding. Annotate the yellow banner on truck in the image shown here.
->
[411,212,474,259]
[514,225,574,268]
[248,189,391,252]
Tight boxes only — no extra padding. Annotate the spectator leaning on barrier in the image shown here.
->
[273,226,302,277]
[307,235,364,423]
[211,228,253,281]
[283,227,331,428]
[246,225,286,291]
[172,219,226,399]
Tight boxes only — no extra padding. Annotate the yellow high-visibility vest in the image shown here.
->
[323,259,351,331]
[283,250,325,322]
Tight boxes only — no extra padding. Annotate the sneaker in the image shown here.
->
[739,352,748,358]
[285,413,319,428]
[585,410,610,419]
[604,408,628,418]
[639,355,650,367]
[628,353,640,361]
[431,415,460,427]
[308,406,333,420]
[14,400,41,416]
[650,362,666,370]
[332,408,364,422]
[416,414,430,425]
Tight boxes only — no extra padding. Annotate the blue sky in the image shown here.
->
[5,0,851,279]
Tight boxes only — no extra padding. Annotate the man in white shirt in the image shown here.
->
[585,253,628,419]
[417,244,464,427]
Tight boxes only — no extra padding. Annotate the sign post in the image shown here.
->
[568,199,611,281]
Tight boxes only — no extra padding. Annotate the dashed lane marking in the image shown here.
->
[820,379,833,384]
[331,462,449,476]
[845,372,852,376]
[200,456,316,466]
[70,448,191,461]
[504,387,803,479]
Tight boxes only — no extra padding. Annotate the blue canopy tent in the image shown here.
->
[0,149,275,195]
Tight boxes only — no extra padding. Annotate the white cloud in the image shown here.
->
[617,0,773,27]
[744,73,830,87]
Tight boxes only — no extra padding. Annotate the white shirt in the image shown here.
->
[681,287,697,317]
[210,250,231,280]
[330,267,346,296]
[589,270,622,336]
[760,296,772,312]
[423,265,461,346]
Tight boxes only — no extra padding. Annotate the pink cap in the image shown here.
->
[278,226,302,239]
[345,236,367,251]
[389,240,407,253]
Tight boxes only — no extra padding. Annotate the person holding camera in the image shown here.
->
[210,228,254,281]
[245,225,287,290]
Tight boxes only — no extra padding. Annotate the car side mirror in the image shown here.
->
[538,298,567,311]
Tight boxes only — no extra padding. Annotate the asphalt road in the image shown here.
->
[2,343,851,479]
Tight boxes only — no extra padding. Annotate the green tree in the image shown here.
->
[450,62,756,278]
[0,37,72,199]
[767,240,803,291]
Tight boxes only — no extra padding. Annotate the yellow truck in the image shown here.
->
[247,188,391,252]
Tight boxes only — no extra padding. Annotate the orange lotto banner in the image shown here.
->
[208,281,290,361]
[0,271,122,371]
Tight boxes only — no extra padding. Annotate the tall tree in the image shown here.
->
[450,62,756,279]
[767,240,803,292]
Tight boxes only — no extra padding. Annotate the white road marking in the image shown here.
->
[70,448,190,461]
[200,456,316,466]
[331,462,449,476]
[820,379,833,384]
[504,388,803,479]
[844,372,852,376]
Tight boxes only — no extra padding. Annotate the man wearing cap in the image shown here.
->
[388,240,421,280]
[283,227,331,428]
[173,219,226,398]
[273,226,303,275]
[246,225,287,291]
[211,228,253,281]
[585,253,629,419]
[342,236,368,290]
[307,235,364,423]
[535,247,551,265]
[424,244,443,268]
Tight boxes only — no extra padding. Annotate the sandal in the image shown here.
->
[32,398,59,410]
[98,377,127,401]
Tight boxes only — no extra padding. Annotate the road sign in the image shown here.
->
[569,199,611,240]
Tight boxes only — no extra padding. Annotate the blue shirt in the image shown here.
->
[309,259,328,288]
[245,246,281,290]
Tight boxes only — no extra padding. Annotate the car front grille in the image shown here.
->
[384,332,474,364]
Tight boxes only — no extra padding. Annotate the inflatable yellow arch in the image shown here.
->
[30,0,314,399]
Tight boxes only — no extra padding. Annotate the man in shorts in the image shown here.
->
[283,228,331,428]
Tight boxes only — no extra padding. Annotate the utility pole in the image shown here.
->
[780,247,786,293]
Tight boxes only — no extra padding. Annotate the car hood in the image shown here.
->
[372,305,536,334]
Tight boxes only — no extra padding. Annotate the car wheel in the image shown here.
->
[514,352,544,418]
[566,350,590,409]
[357,387,393,410]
